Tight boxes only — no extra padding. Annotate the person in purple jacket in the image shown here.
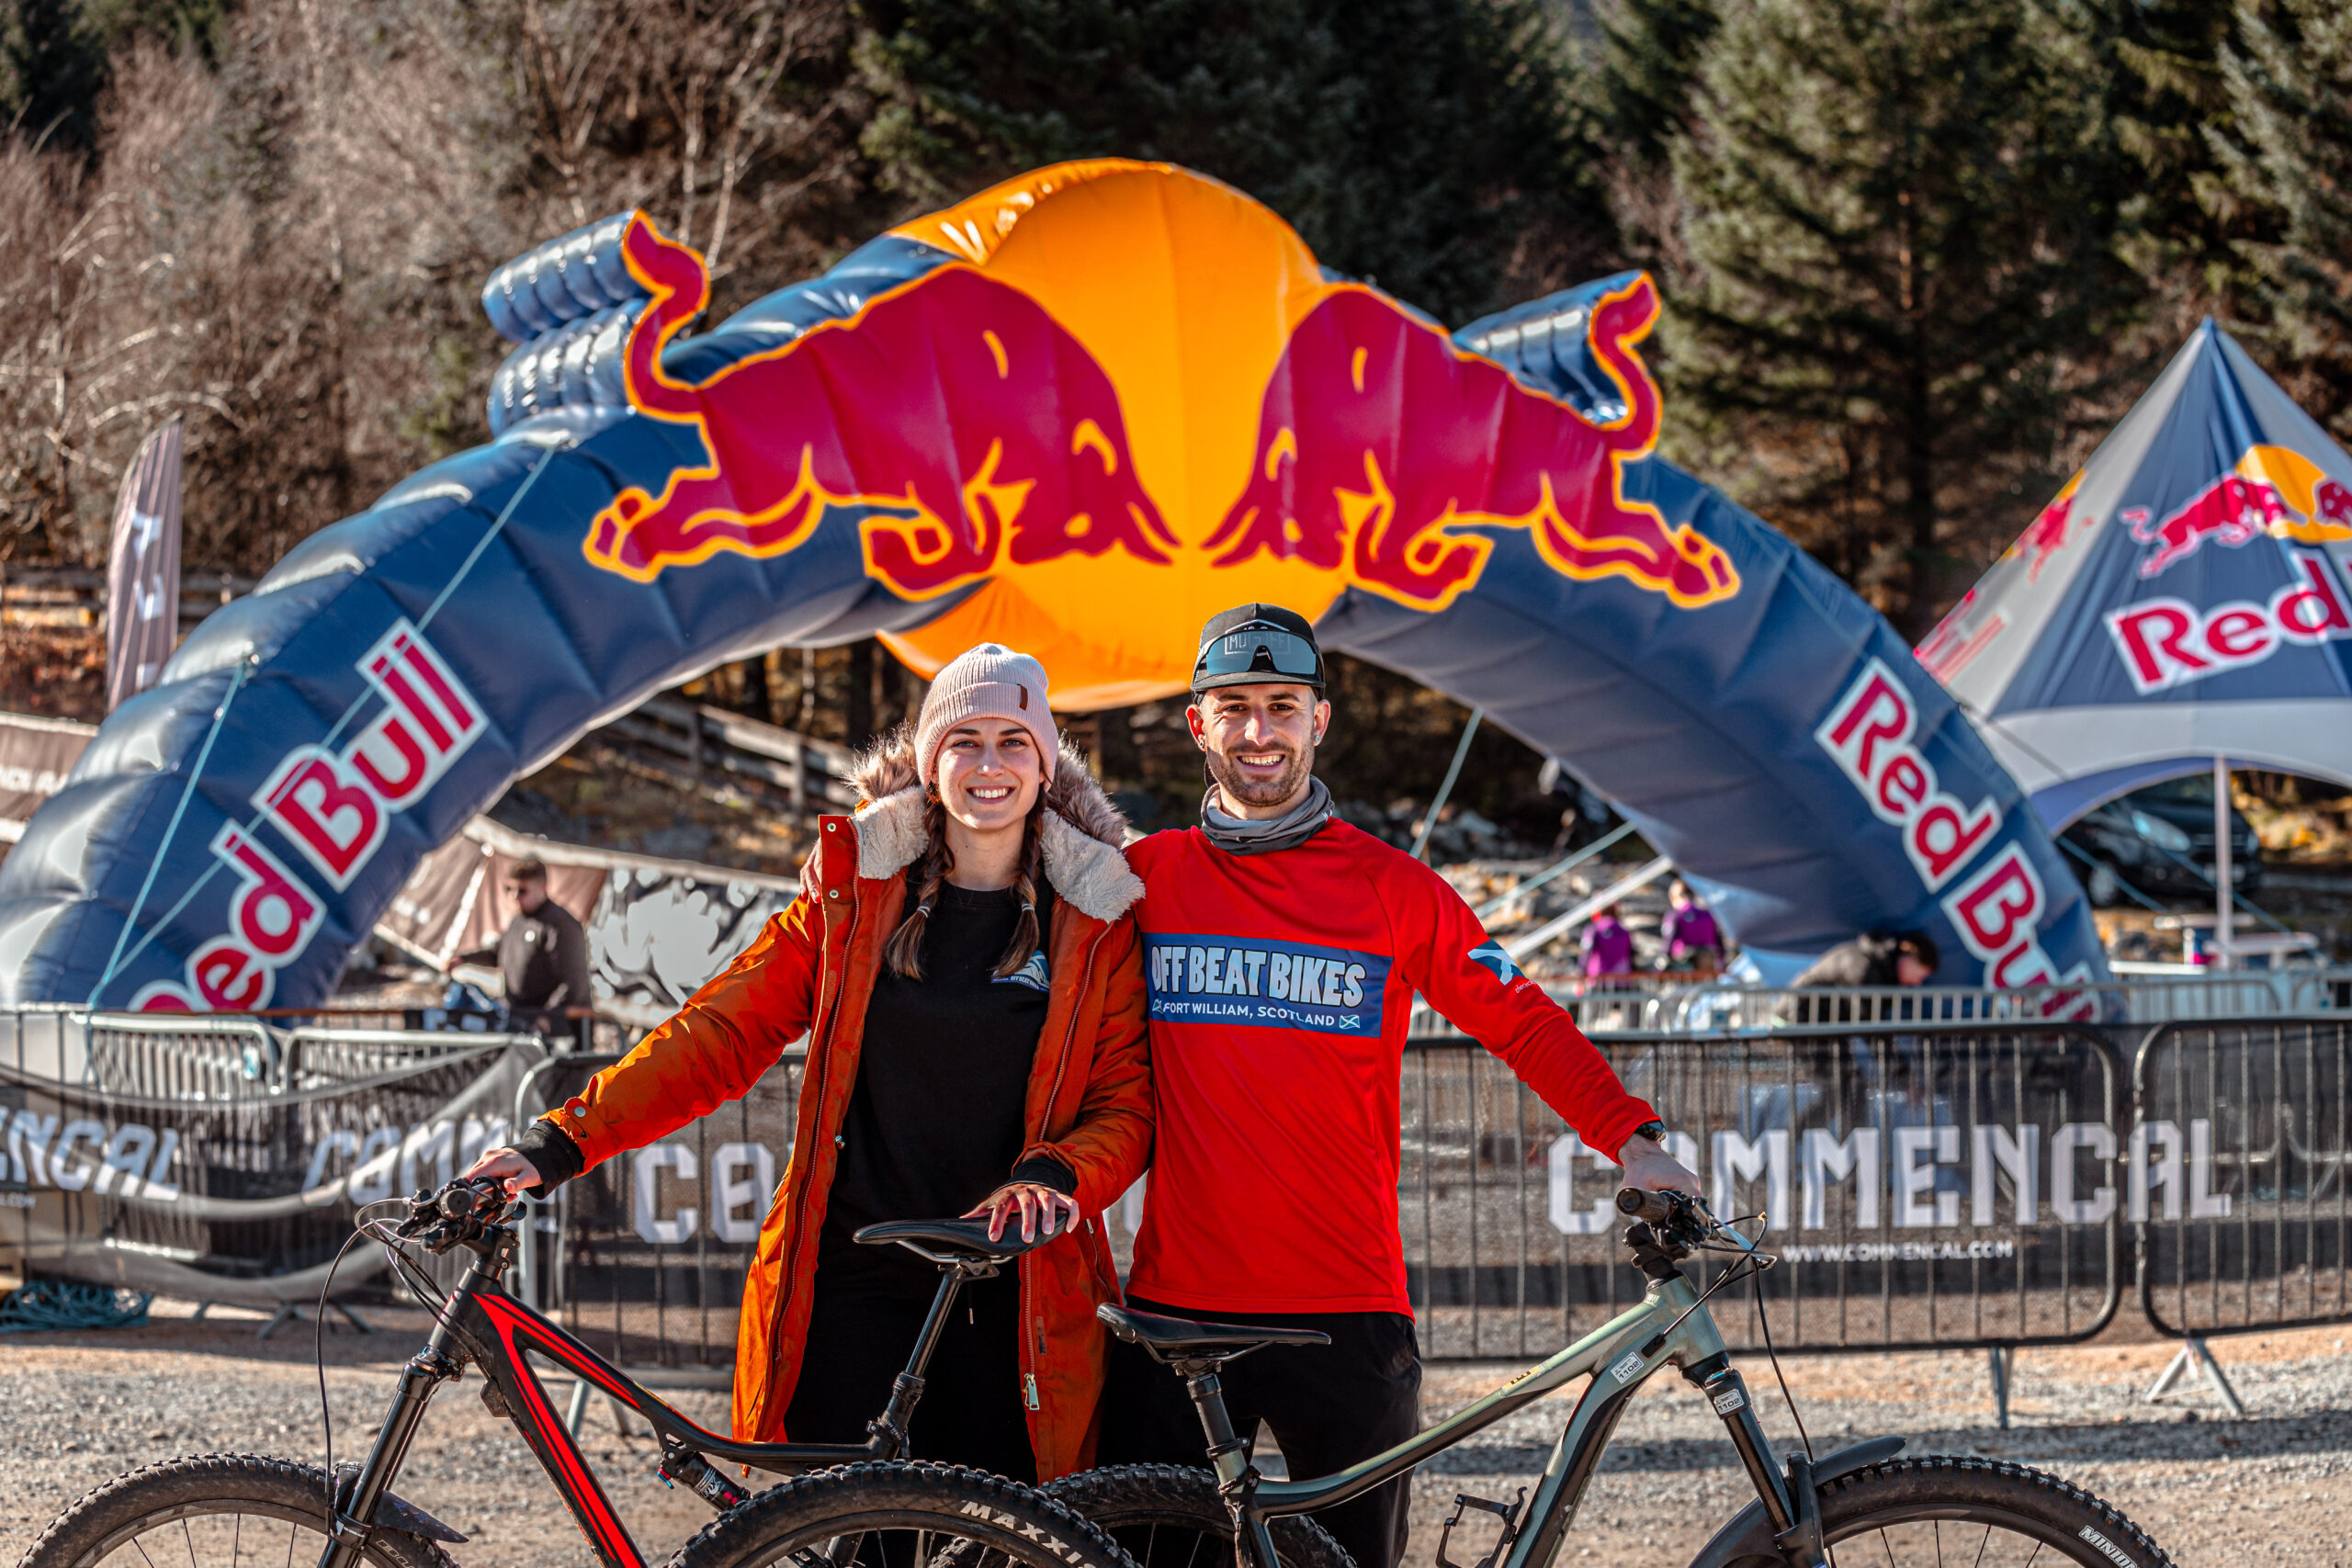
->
[1580,908,1634,978]
[1660,879,1724,973]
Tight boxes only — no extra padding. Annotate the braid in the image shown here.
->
[883,795,952,980]
[992,795,1048,978]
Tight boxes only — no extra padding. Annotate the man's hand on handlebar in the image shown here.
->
[964,1181,1080,1244]
[1616,1134,1700,1203]
[462,1146,547,1202]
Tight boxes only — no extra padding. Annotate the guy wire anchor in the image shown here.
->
[2143,1334,2245,1418]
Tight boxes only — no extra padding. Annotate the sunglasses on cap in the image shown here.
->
[1193,625,1323,686]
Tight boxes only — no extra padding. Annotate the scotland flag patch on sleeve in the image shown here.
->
[997,950,1052,991]
[1467,939,1525,986]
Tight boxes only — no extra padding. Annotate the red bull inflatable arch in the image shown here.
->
[0,162,2105,1009]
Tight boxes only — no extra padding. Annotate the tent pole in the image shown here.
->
[2213,754,2233,971]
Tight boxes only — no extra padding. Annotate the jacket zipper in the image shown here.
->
[1020,916,1105,1428]
[765,845,859,1421]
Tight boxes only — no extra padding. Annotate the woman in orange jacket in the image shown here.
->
[467,643,1151,1483]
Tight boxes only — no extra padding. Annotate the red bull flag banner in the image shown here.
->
[1921,319,2352,827]
[0,162,2103,1006]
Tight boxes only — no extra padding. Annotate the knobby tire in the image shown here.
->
[1042,1464,1355,1568]
[671,1461,1140,1568]
[17,1454,458,1568]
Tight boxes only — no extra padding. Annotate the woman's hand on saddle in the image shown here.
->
[966,1181,1080,1244]
[463,1145,546,1201]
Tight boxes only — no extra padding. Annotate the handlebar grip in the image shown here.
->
[1615,1187,1678,1224]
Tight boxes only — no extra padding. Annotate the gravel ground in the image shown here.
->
[3,1301,2346,1567]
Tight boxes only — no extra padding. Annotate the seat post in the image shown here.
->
[1182,1363,1253,1487]
[869,1263,975,1457]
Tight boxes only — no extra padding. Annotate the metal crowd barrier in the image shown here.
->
[1648,973,2324,1033]
[1,1030,536,1329]
[1400,1027,2122,1362]
[80,1013,282,1099]
[13,999,2352,1390]
[512,1046,806,1380]
[2134,1017,2350,1339]
[280,1029,499,1091]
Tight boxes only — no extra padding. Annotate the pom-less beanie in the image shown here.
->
[914,643,1057,787]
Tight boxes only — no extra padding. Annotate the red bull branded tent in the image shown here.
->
[1920,321,2352,828]
[0,161,2105,1007]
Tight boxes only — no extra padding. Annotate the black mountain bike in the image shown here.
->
[1048,1189,2175,1568]
[21,1177,1136,1568]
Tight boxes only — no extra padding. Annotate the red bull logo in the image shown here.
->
[1206,278,1738,613]
[584,214,1176,596]
[2126,446,2352,580]
[575,179,1739,687]
[2006,471,2084,584]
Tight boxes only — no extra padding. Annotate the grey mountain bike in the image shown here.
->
[1048,1188,2174,1568]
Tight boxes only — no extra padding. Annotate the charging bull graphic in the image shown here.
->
[2127,445,2352,581]
[586,214,1177,595]
[1207,278,1739,613]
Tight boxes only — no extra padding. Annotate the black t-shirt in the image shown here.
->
[819,873,1065,1297]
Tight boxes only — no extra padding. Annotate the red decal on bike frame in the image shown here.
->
[473,1293,646,1568]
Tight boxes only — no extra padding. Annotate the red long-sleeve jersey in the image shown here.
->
[1125,819,1657,1314]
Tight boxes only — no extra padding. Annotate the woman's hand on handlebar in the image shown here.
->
[965,1181,1080,1244]
[462,1145,545,1202]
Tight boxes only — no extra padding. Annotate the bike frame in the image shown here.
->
[322,1222,981,1568]
[1214,1269,1798,1568]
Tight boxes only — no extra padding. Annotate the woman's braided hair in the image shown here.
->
[882,787,1048,982]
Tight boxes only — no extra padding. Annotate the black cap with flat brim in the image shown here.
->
[1191,604,1327,694]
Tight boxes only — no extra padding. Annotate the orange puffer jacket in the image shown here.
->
[536,739,1151,1478]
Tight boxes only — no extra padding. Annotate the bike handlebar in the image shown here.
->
[1614,1185,1683,1224]
[395,1176,514,1253]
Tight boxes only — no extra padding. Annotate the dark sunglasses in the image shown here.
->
[1193,626,1322,683]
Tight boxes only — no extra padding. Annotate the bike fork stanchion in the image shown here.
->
[1987,1347,2013,1430]
[2144,1336,2245,1416]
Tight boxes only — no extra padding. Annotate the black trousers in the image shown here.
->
[785,1265,1037,1484]
[1098,1298,1422,1568]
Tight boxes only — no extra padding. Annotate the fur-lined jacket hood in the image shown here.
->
[847,731,1144,923]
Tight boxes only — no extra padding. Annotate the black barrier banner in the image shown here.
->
[0,1038,540,1305]
[532,1027,2127,1369]
[521,1050,801,1371]
[2135,1017,2351,1338]
[1402,1027,2124,1359]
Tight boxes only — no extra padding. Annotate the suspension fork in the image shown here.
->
[1682,1351,1795,1532]
[317,1256,492,1568]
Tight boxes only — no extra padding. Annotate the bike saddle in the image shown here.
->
[853,1217,1052,1265]
[1097,1303,1331,1361]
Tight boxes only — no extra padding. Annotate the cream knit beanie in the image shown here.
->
[914,643,1057,787]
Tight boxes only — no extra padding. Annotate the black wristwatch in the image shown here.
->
[1627,1119,1668,1146]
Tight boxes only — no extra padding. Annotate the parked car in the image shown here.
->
[2063,773,2262,904]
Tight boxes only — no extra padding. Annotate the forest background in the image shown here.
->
[3,0,2348,841]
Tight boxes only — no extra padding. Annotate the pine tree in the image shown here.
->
[1,0,105,152]
[1665,0,2138,632]
[1593,0,1718,173]
[2210,0,2352,437]
[863,0,1610,323]
[2063,0,2256,318]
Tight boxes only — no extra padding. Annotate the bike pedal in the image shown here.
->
[1432,1486,1526,1568]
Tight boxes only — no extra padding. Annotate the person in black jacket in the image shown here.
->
[464,858,592,1035]
[1785,931,1938,1024]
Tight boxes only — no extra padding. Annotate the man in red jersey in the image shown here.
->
[1101,604,1699,1568]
